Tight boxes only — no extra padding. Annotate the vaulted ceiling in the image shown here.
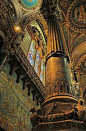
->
[4,0,85,61]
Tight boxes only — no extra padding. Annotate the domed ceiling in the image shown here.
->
[19,0,41,10]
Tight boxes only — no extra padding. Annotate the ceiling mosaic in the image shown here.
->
[67,0,86,32]
[19,0,41,10]
[60,0,73,14]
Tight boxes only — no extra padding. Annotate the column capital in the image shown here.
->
[41,0,64,23]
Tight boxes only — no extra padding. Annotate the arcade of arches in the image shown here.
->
[0,0,86,131]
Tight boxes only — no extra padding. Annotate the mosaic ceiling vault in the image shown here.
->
[19,0,41,10]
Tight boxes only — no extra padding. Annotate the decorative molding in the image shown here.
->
[32,120,86,131]
[20,11,43,29]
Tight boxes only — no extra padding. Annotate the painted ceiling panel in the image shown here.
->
[19,0,40,9]
[60,0,73,14]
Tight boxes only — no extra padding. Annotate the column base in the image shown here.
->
[30,95,86,131]
[43,94,77,107]
[32,120,86,131]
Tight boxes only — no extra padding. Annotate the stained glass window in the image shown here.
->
[27,40,36,66]
[34,50,41,77]
[27,39,45,84]
[40,59,44,83]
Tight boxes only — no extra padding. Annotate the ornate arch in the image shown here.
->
[72,41,86,67]
[10,0,23,22]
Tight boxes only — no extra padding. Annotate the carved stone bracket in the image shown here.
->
[0,44,45,106]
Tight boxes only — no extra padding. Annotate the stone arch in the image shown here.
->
[72,41,86,68]
[30,20,46,47]
[9,0,23,22]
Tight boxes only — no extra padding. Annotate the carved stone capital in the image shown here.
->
[41,0,64,23]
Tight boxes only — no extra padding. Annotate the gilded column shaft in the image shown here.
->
[46,57,71,97]
[46,14,71,97]
[47,15,64,54]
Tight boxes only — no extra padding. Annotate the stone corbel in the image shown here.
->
[31,87,36,102]
[16,70,26,83]
[23,79,32,91]
[35,92,40,106]
[9,63,19,75]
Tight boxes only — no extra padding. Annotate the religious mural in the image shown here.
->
[73,4,86,24]
[67,0,86,31]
